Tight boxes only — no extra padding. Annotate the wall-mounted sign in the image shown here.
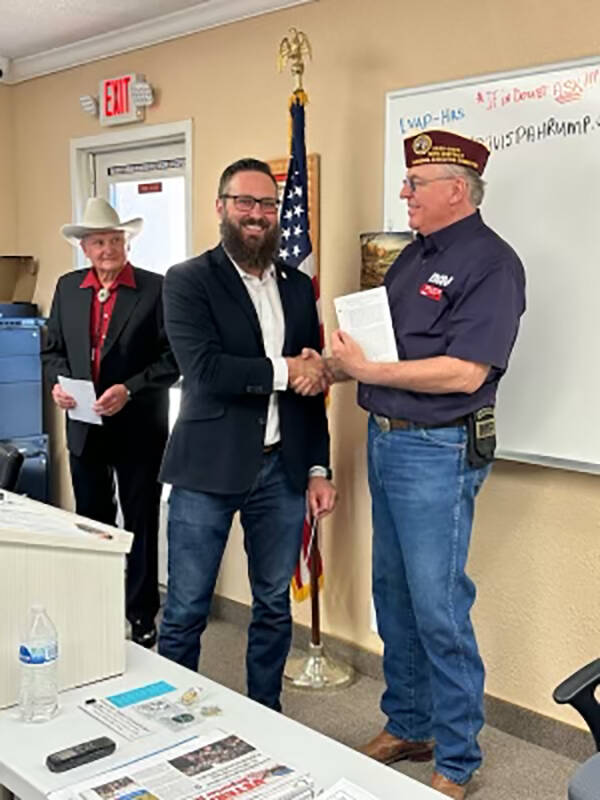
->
[81,73,155,126]
[100,73,138,125]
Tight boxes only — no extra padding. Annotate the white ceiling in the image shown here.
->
[0,0,315,84]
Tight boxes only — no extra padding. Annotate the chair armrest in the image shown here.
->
[0,443,24,491]
[554,659,600,751]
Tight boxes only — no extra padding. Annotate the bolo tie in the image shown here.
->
[91,286,111,364]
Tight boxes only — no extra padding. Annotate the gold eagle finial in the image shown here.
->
[277,27,312,91]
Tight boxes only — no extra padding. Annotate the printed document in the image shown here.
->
[319,778,382,800]
[58,376,102,425]
[80,682,222,740]
[48,730,314,800]
[334,287,398,362]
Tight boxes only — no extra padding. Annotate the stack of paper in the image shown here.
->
[49,730,314,800]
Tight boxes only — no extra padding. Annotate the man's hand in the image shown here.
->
[323,355,352,384]
[307,476,337,519]
[94,384,130,417]
[51,383,77,410]
[330,330,370,381]
[287,349,326,396]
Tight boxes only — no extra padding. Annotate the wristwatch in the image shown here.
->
[309,466,333,481]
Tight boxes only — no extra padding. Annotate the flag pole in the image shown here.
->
[285,517,353,689]
[278,28,353,690]
[310,520,321,647]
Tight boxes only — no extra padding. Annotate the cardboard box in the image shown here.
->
[0,256,38,304]
[0,492,133,708]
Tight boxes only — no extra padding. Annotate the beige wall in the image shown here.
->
[0,85,16,254]
[10,0,600,729]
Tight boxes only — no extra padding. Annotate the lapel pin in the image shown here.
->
[281,271,287,279]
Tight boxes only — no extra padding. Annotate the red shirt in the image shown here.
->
[80,263,136,384]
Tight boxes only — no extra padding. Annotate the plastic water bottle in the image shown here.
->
[18,604,59,722]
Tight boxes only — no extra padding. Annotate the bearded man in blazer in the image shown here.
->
[158,158,336,710]
[43,198,179,647]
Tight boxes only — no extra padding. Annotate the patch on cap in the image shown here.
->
[404,129,490,175]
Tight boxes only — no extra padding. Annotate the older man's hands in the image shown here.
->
[51,383,77,410]
[52,382,130,416]
[94,384,130,417]
[330,330,369,381]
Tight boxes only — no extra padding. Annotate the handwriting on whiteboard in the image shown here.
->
[478,113,598,151]
[397,106,465,134]
[475,67,600,111]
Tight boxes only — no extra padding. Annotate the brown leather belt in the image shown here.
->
[373,414,466,432]
[263,442,282,454]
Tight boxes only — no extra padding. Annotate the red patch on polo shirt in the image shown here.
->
[419,283,442,301]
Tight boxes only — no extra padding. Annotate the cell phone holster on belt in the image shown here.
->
[466,406,496,468]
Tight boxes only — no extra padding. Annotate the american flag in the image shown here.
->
[279,92,324,602]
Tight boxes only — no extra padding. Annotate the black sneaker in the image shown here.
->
[131,619,157,648]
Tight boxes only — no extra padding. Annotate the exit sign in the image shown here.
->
[99,73,141,126]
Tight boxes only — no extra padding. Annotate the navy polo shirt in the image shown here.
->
[358,211,526,424]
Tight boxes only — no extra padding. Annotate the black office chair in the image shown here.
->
[554,659,600,800]
[0,442,24,491]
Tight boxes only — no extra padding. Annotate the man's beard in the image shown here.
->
[221,215,280,272]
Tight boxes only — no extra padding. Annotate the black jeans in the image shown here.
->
[69,427,164,626]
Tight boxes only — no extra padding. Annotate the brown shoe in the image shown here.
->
[358,730,433,765]
[431,772,469,799]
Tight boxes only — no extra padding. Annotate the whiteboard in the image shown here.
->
[384,57,600,473]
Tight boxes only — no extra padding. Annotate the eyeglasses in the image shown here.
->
[220,194,280,213]
[402,176,456,193]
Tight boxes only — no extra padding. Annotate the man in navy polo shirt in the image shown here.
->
[330,130,525,799]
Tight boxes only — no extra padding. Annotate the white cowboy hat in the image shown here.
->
[60,197,143,246]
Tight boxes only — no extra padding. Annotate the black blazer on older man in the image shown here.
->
[43,266,179,458]
[160,244,330,495]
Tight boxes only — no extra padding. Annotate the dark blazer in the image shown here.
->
[160,244,330,495]
[42,266,180,457]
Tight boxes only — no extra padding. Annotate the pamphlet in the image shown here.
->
[58,376,103,425]
[333,287,398,362]
[80,684,221,741]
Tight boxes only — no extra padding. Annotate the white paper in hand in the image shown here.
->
[58,376,103,425]
[334,286,398,362]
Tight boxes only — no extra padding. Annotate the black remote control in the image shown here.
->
[46,736,116,773]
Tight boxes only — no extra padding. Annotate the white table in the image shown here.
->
[0,643,439,800]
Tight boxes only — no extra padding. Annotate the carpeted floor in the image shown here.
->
[196,617,580,800]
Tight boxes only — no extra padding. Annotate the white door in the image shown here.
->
[93,141,190,586]
[95,142,188,275]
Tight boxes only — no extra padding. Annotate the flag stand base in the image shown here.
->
[284,642,354,689]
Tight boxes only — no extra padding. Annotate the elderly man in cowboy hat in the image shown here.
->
[43,197,179,647]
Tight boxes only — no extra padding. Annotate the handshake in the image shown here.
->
[286,348,348,396]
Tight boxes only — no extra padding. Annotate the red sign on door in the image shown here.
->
[138,182,163,194]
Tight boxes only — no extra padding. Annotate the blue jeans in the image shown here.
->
[368,416,491,784]
[158,450,305,711]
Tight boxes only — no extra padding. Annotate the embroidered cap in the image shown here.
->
[404,129,490,175]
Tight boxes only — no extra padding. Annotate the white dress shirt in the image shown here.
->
[229,255,328,479]
[231,260,288,447]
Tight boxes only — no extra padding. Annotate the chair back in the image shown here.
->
[0,443,24,491]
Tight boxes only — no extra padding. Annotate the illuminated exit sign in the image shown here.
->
[99,73,141,126]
